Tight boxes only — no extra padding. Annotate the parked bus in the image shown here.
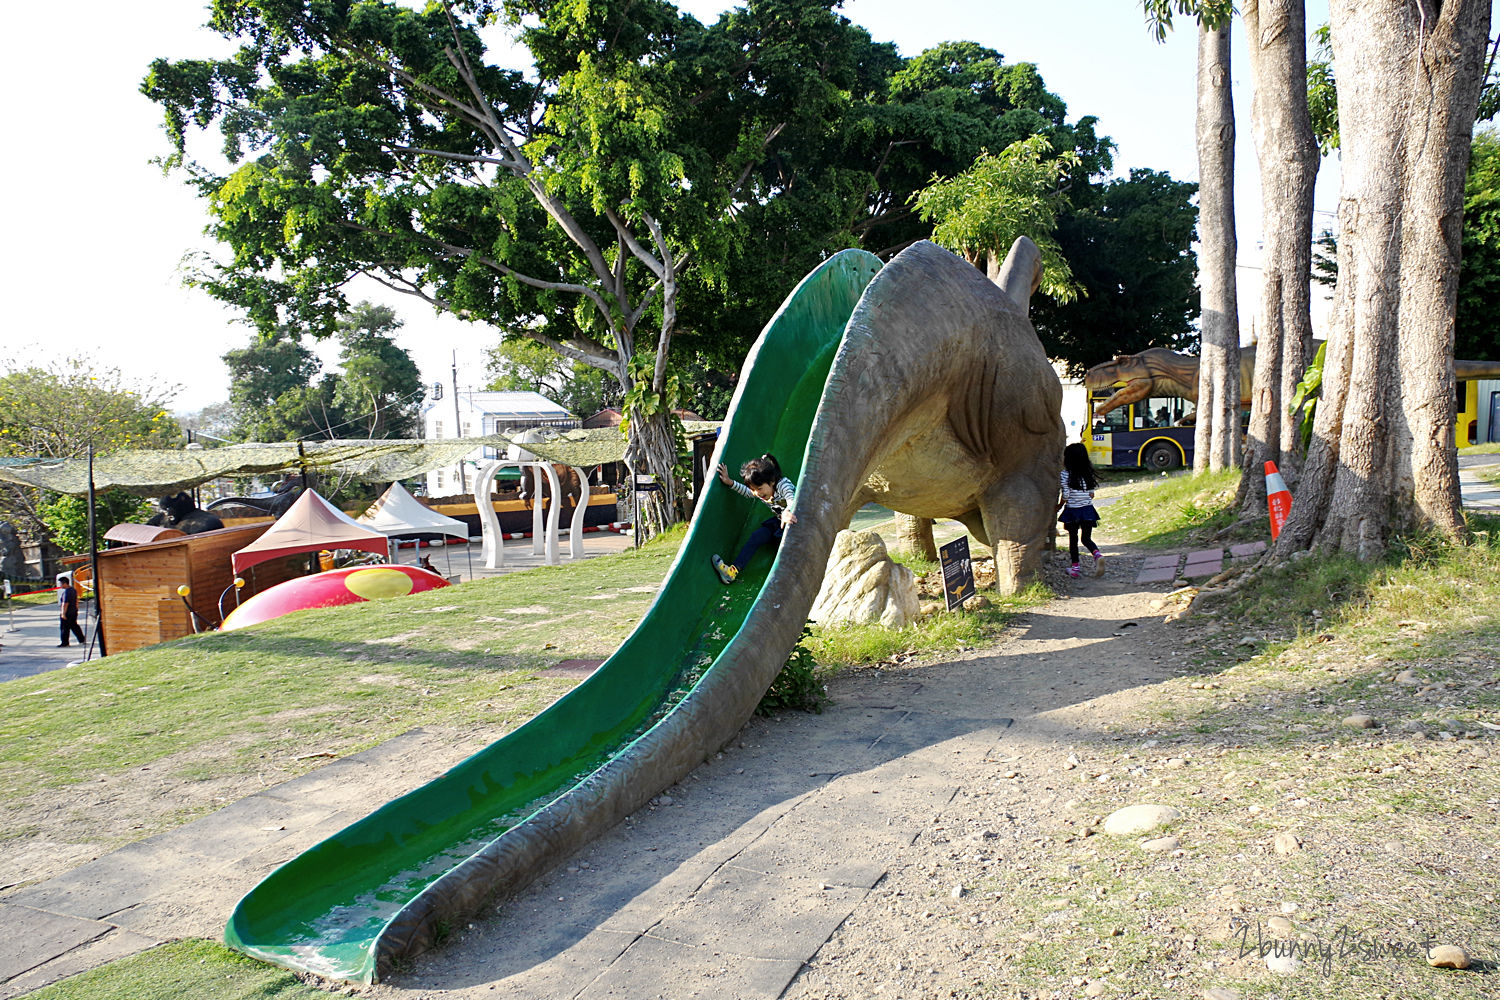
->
[1458,377,1500,447]
[1086,391,1197,471]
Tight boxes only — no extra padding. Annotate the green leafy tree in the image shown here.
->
[222,328,321,440]
[0,358,181,459]
[1032,168,1200,372]
[145,0,853,534]
[483,338,620,417]
[35,491,153,556]
[332,303,424,437]
[0,358,181,537]
[1307,24,1340,155]
[913,134,1084,302]
[681,37,1114,362]
[1457,128,1500,362]
[223,302,423,440]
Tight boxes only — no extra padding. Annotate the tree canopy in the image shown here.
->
[222,302,424,441]
[0,359,181,459]
[1032,168,1200,372]
[0,358,182,538]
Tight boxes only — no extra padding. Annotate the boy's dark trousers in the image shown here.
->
[734,516,784,572]
[60,614,85,645]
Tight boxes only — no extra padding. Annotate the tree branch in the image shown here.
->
[605,208,666,281]
[642,211,679,392]
[340,219,612,315]
[385,144,520,170]
[725,121,787,204]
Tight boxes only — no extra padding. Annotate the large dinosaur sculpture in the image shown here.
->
[825,240,1064,590]
[1085,346,1500,420]
[225,240,1064,982]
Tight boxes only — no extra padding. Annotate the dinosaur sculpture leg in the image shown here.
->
[960,471,1053,595]
[893,512,938,560]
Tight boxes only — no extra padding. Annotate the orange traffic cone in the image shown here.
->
[1265,461,1292,539]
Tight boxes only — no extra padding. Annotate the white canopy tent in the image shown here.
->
[357,481,474,578]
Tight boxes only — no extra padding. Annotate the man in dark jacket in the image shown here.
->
[58,576,85,647]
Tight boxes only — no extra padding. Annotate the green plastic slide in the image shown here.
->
[224,249,884,983]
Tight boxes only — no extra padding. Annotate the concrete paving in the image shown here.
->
[0,600,96,683]
[1458,459,1500,512]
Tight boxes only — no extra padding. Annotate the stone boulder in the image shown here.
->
[809,529,919,628]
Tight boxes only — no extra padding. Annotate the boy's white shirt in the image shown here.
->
[728,476,796,517]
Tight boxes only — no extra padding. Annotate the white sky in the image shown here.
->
[0,0,1352,413]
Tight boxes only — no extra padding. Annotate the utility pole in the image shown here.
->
[452,351,467,492]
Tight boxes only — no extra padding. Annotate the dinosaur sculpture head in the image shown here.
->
[1082,348,1202,419]
[1084,351,1154,391]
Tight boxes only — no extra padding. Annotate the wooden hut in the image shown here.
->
[91,523,305,654]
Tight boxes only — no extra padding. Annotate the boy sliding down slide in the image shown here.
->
[710,454,796,585]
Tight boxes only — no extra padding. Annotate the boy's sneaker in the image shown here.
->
[1092,550,1106,576]
[1066,564,1081,579]
[711,554,738,585]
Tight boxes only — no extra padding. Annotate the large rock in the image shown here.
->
[809,529,919,628]
[1102,803,1181,836]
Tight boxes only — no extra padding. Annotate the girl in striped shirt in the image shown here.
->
[1057,442,1105,578]
[711,453,797,585]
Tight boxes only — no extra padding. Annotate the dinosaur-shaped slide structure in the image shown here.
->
[225,241,1062,983]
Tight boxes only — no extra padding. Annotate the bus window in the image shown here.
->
[1091,392,1130,434]
[1144,397,1190,427]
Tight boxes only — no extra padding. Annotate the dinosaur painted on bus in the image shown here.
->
[1085,347,1500,420]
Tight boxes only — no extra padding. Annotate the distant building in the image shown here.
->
[581,407,704,429]
[422,391,576,496]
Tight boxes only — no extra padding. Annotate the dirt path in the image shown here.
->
[357,551,1190,999]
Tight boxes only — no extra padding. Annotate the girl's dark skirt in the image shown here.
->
[1059,504,1100,526]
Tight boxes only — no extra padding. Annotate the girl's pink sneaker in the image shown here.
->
[1066,564,1081,578]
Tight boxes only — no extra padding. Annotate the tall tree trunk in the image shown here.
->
[1237,0,1319,524]
[624,408,680,539]
[1277,0,1488,557]
[1194,22,1242,474]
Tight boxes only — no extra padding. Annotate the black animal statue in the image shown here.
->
[206,480,305,519]
[147,493,225,534]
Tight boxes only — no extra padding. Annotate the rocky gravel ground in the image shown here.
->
[778,552,1500,1000]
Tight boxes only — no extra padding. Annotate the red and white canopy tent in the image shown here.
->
[231,489,389,574]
